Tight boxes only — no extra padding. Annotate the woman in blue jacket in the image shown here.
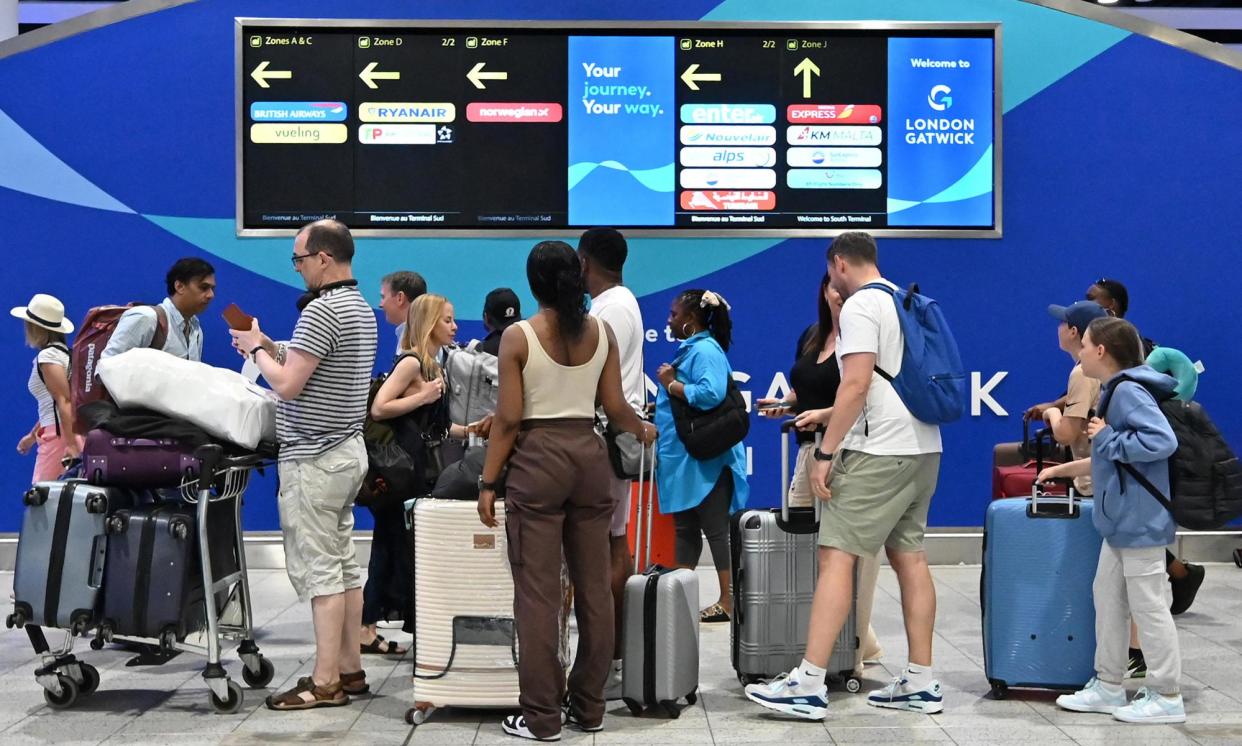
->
[655,289,749,623]
[1038,317,1184,725]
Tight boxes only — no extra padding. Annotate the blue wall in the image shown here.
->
[2,0,1240,532]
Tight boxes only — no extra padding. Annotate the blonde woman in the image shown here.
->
[11,294,80,482]
[361,293,472,657]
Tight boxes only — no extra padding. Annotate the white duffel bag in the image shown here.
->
[97,348,277,450]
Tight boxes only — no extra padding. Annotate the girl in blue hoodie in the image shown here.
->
[1037,317,1184,725]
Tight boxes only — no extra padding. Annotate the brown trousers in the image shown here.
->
[505,419,616,737]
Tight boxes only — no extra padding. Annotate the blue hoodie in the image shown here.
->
[1090,365,1179,548]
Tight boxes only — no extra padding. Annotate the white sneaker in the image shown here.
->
[743,670,830,721]
[603,661,623,701]
[1056,677,1128,714]
[501,714,561,741]
[867,675,944,714]
[1113,687,1186,725]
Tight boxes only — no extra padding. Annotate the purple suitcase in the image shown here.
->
[83,429,201,488]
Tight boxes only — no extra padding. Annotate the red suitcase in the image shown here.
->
[992,422,1067,498]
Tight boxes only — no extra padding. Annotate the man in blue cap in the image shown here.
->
[1042,300,1110,497]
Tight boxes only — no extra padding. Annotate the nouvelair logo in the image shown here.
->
[927,85,953,112]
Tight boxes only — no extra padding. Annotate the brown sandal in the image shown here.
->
[341,670,369,695]
[360,634,406,656]
[265,676,351,710]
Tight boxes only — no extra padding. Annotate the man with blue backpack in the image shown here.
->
[745,231,965,721]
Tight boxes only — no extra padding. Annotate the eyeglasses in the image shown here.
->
[291,251,332,268]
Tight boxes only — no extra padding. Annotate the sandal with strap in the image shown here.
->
[699,603,730,623]
[360,634,406,656]
[341,670,369,695]
[265,677,350,711]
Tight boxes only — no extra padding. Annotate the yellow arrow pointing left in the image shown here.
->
[680,63,722,91]
[251,60,292,89]
[359,61,400,90]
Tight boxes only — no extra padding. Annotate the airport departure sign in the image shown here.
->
[237,20,1000,236]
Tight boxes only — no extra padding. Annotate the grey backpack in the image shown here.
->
[443,341,499,425]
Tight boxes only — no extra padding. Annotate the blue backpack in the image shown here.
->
[861,282,966,424]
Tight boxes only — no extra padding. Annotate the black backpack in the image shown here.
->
[1103,375,1242,530]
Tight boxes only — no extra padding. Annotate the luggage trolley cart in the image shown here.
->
[6,444,275,713]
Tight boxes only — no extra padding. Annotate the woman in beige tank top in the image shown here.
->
[477,241,655,741]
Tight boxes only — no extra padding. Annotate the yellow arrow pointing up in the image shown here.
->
[794,57,821,99]
[359,61,400,89]
[251,60,292,89]
[680,63,722,91]
[467,62,508,89]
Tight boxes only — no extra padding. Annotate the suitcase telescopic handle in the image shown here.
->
[1030,477,1079,516]
[633,445,657,572]
[780,420,822,525]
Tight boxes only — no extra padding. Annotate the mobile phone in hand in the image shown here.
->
[222,303,255,331]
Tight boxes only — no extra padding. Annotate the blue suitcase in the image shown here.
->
[981,487,1102,699]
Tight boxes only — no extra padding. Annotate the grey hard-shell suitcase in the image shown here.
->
[621,450,700,718]
[99,503,208,644]
[11,481,133,633]
[730,421,861,692]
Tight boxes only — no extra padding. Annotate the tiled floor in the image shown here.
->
[2,564,1240,745]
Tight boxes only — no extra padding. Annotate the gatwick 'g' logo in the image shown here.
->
[928,85,953,112]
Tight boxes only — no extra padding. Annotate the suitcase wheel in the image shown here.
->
[737,673,764,687]
[659,700,682,719]
[623,697,643,716]
[43,674,80,709]
[106,514,127,535]
[209,679,243,714]
[5,611,24,629]
[158,628,178,653]
[169,518,190,541]
[23,487,47,506]
[1233,548,1242,568]
[69,613,90,637]
[989,680,1009,700]
[844,676,862,694]
[84,495,107,514]
[406,703,434,726]
[685,689,697,706]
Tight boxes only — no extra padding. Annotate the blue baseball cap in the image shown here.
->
[1048,300,1108,336]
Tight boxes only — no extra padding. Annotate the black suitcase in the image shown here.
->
[100,503,209,645]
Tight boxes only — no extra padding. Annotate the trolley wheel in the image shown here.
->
[845,677,862,694]
[79,663,101,695]
[623,697,643,716]
[660,700,682,719]
[989,680,1009,700]
[241,656,275,689]
[44,675,80,709]
[209,679,244,714]
[685,689,698,706]
[405,704,432,726]
[158,629,178,653]
[1233,548,1242,568]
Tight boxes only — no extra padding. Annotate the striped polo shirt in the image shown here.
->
[276,285,377,462]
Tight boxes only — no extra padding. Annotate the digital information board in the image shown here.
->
[236,20,1001,237]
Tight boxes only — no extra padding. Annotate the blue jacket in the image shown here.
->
[654,332,750,514]
[1090,365,1179,548]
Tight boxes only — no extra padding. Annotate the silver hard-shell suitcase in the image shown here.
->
[621,450,700,718]
[10,481,131,633]
[730,421,860,692]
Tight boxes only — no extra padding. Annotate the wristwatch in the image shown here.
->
[812,449,834,463]
[478,476,499,492]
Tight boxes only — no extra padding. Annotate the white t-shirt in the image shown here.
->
[837,279,942,456]
[590,285,645,417]
[28,345,70,428]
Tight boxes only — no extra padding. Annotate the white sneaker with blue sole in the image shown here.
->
[1056,677,1128,714]
[1113,687,1186,724]
[867,675,944,713]
[743,671,830,721]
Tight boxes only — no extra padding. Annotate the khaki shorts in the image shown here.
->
[277,434,367,602]
[787,442,818,509]
[818,450,941,557]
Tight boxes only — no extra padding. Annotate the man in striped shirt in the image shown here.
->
[231,219,378,710]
